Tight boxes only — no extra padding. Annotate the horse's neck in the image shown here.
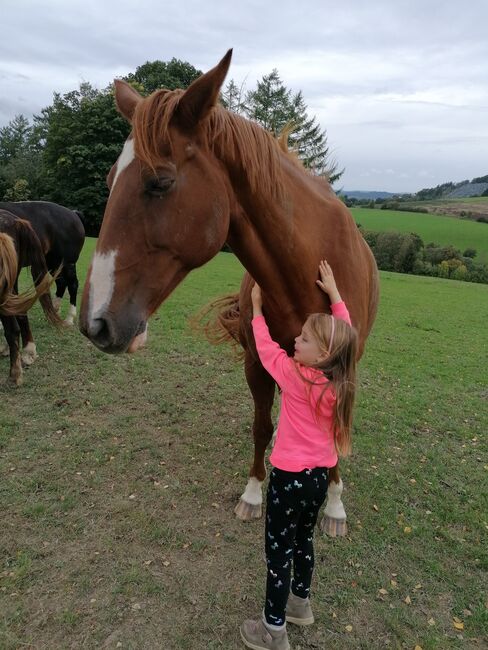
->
[226,163,327,320]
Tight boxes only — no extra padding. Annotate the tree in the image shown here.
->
[39,82,131,234]
[0,114,32,164]
[0,114,45,199]
[221,78,247,113]
[125,58,202,94]
[226,69,342,183]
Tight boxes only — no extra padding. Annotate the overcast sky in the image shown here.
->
[1,0,487,192]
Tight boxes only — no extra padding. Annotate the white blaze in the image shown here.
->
[89,250,117,318]
[111,138,135,193]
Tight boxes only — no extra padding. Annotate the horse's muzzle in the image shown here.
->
[79,312,147,354]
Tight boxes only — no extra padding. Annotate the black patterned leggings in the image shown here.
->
[264,466,328,627]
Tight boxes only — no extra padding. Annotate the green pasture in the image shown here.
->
[350,208,488,264]
[1,242,487,649]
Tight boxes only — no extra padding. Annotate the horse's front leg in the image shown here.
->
[16,314,38,366]
[63,263,78,326]
[234,354,275,521]
[1,316,23,386]
[320,462,348,537]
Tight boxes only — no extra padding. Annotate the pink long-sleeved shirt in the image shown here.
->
[251,301,351,472]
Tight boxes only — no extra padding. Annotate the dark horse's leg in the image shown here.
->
[16,314,38,366]
[235,352,275,520]
[1,315,22,386]
[12,280,37,366]
[63,262,79,325]
[54,273,67,313]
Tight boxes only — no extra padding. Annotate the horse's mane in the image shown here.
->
[132,89,293,200]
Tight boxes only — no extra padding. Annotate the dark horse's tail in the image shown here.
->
[192,293,243,356]
[15,219,64,327]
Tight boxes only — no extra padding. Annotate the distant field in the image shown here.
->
[403,197,488,220]
[351,208,488,264]
[2,245,487,649]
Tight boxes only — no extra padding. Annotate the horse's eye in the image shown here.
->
[145,177,175,197]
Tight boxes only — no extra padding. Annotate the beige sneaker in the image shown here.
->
[285,592,314,625]
[240,617,290,650]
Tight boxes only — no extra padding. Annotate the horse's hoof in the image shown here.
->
[7,375,22,388]
[21,350,38,366]
[320,515,347,537]
[234,499,262,521]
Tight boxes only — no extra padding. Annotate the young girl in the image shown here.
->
[240,260,357,650]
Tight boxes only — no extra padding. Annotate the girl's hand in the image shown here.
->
[316,259,342,304]
[251,283,263,315]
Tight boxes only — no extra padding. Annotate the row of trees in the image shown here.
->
[359,227,488,284]
[0,60,340,235]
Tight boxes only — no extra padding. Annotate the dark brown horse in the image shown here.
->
[0,201,86,326]
[79,51,379,535]
[0,209,62,385]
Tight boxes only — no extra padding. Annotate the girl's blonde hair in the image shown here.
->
[299,313,358,457]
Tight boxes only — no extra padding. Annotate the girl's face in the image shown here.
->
[294,319,328,366]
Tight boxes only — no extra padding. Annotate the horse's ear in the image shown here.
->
[114,80,142,122]
[177,49,233,130]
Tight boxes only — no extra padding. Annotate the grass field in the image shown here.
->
[350,208,488,264]
[402,198,488,221]
[1,241,487,649]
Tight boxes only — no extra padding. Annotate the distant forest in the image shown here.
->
[416,174,488,200]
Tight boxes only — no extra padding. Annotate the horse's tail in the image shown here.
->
[191,293,243,357]
[0,232,52,316]
[15,219,64,327]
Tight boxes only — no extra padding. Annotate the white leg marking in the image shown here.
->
[323,478,346,520]
[89,250,117,320]
[21,342,38,366]
[111,138,135,194]
[53,296,62,312]
[64,304,77,326]
[240,477,264,506]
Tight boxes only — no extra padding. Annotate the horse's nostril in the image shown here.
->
[87,317,111,346]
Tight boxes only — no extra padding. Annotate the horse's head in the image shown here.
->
[79,51,234,353]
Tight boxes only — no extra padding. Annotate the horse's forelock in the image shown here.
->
[132,89,184,172]
[131,88,285,200]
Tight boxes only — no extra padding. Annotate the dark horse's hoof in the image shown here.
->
[234,498,262,521]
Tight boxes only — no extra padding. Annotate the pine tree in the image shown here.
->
[226,69,342,183]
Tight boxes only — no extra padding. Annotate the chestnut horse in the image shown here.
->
[0,209,62,385]
[79,50,379,535]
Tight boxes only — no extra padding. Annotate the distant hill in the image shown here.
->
[447,182,488,198]
[417,174,488,200]
[338,190,400,200]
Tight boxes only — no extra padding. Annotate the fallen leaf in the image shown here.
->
[373,504,379,512]
[452,617,464,630]
[404,595,411,604]
[404,526,412,534]
[162,560,170,567]
[414,646,423,650]
[345,625,353,632]
[428,617,435,626]
[379,588,388,595]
